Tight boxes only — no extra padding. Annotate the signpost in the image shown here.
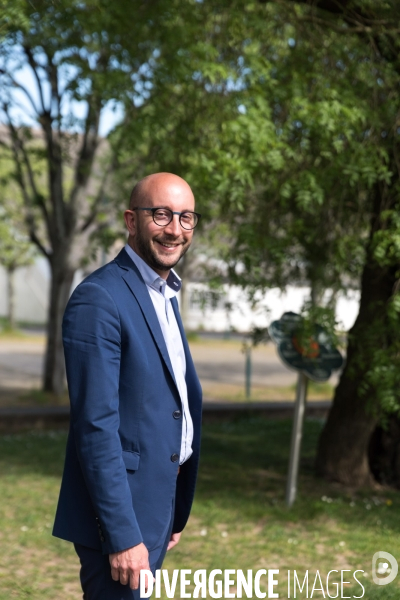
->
[268,312,343,507]
[286,371,308,508]
[244,345,252,400]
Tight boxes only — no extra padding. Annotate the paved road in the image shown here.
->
[191,343,298,386]
[0,337,338,405]
[0,338,296,382]
[0,339,44,391]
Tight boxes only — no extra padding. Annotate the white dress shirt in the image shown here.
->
[124,244,193,464]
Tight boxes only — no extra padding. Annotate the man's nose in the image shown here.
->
[164,214,182,236]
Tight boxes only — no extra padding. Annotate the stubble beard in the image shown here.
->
[135,227,191,274]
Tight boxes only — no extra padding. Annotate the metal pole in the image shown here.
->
[286,372,308,507]
[245,346,252,400]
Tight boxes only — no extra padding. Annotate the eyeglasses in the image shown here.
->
[132,207,201,230]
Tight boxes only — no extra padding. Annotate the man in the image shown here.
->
[53,173,203,599]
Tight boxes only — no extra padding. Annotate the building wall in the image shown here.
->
[185,283,359,333]
[0,258,360,331]
[0,260,49,324]
[0,259,83,325]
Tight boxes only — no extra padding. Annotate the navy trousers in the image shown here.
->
[74,516,174,600]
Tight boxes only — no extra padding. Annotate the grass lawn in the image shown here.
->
[199,380,335,403]
[0,418,399,599]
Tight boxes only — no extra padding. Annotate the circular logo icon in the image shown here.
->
[372,551,398,586]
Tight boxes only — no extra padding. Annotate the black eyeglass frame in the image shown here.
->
[132,207,201,230]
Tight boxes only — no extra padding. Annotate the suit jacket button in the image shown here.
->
[170,453,179,463]
[173,410,181,419]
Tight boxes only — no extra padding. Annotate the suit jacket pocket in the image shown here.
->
[121,450,140,472]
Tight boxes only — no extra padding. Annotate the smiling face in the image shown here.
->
[124,173,195,278]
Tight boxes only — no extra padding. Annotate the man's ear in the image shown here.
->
[124,210,137,236]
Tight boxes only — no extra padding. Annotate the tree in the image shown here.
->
[257,0,400,486]
[119,0,400,486]
[91,0,400,488]
[196,0,400,486]
[0,0,169,394]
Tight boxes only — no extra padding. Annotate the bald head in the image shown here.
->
[129,172,194,210]
[124,172,196,279]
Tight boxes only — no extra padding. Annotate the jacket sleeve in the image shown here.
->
[63,280,143,554]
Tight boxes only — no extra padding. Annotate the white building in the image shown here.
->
[187,283,359,333]
[0,257,360,332]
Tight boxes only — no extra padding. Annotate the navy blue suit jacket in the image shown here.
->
[53,248,202,559]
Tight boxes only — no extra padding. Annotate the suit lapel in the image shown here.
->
[171,297,202,418]
[171,297,198,385]
[115,249,177,389]
[171,297,189,360]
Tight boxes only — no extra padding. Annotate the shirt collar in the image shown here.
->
[124,243,181,297]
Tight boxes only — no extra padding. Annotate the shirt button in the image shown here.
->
[173,410,181,419]
[100,536,105,542]
[170,453,179,463]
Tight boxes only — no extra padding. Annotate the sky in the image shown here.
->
[1,57,124,138]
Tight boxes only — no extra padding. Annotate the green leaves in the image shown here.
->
[372,208,400,267]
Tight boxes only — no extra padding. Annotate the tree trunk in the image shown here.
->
[43,261,75,395]
[7,266,16,330]
[315,189,397,486]
[368,416,400,488]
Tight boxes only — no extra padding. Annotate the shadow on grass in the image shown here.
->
[0,430,67,478]
[197,417,400,533]
[1,417,399,534]
[0,417,304,478]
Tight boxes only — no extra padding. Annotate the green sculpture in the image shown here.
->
[269,311,344,506]
[269,311,343,382]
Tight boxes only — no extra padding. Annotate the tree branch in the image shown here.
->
[17,136,51,231]
[263,0,399,34]
[23,45,47,115]
[0,69,40,116]
[264,0,399,64]
[47,58,62,133]
[30,49,66,245]
[80,162,114,233]
[261,0,352,13]
[28,225,51,259]
[2,105,50,259]
[68,94,102,210]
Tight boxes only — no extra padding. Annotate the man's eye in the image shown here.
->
[155,210,170,219]
[181,213,193,222]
